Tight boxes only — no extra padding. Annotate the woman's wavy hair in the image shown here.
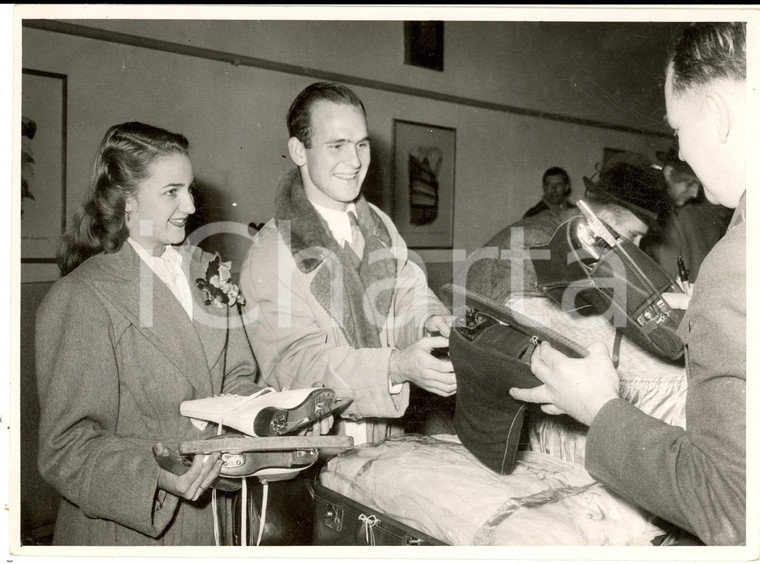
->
[58,122,189,276]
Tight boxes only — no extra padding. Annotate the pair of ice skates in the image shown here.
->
[154,387,353,486]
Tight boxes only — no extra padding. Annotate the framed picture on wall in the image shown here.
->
[392,120,456,249]
[21,68,67,264]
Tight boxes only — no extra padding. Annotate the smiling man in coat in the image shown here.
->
[240,82,456,445]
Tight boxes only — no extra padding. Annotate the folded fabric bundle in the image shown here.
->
[319,434,664,545]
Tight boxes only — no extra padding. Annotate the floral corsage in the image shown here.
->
[195,253,246,308]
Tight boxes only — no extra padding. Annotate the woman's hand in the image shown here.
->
[158,452,223,501]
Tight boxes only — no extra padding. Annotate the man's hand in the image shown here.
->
[676,275,693,298]
[663,291,691,310]
[158,452,223,501]
[424,315,455,338]
[390,335,456,397]
[509,341,620,426]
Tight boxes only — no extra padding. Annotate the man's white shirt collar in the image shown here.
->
[303,202,404,446]
[311,201,357,246]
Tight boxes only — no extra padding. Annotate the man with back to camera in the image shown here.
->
[522,166,577,218]
[240,82,456,445]
[511,22,747,545]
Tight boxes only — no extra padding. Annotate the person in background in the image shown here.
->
[523,166,577,218]
[642,139,732,284]
[511,22,746,546]
[657,140,701,208]
[240,82,456,446]
[464,152,668,304]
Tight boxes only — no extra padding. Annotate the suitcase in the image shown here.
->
[311,482,446,546]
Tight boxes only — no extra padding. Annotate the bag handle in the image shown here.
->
[440,283,588,359]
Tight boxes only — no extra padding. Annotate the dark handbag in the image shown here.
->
[440,283,587,475]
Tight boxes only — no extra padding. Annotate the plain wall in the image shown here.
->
[21,21,674,282]
[61,20,684,134]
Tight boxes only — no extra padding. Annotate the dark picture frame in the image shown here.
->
[392,119,456,249]
[21,68,67,264]
[404,21,444,71]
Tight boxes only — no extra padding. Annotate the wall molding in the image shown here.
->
[23,19,671,140]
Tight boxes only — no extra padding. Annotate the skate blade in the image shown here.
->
[253,391,353,436]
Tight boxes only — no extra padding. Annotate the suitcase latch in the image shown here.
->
[323,504,344,532]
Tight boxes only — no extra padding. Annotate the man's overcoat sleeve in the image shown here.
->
[586,204,746,546]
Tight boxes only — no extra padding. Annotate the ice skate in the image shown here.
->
[180,387,352,437]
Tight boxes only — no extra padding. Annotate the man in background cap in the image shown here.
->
[463,152,668,304]
[442,153,671,463]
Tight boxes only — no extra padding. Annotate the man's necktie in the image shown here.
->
[345,211,365,268]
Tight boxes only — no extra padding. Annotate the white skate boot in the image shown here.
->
[180,387,352,437]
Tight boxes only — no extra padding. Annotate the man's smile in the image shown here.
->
[333,171,360,181]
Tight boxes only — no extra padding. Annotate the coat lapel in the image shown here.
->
[274,168,396,348]
[354,195,396,327]
[92,244,215,396]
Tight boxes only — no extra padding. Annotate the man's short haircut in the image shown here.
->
[668,22,746,95]
[542,166,570,186]
[286,82,367,148]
